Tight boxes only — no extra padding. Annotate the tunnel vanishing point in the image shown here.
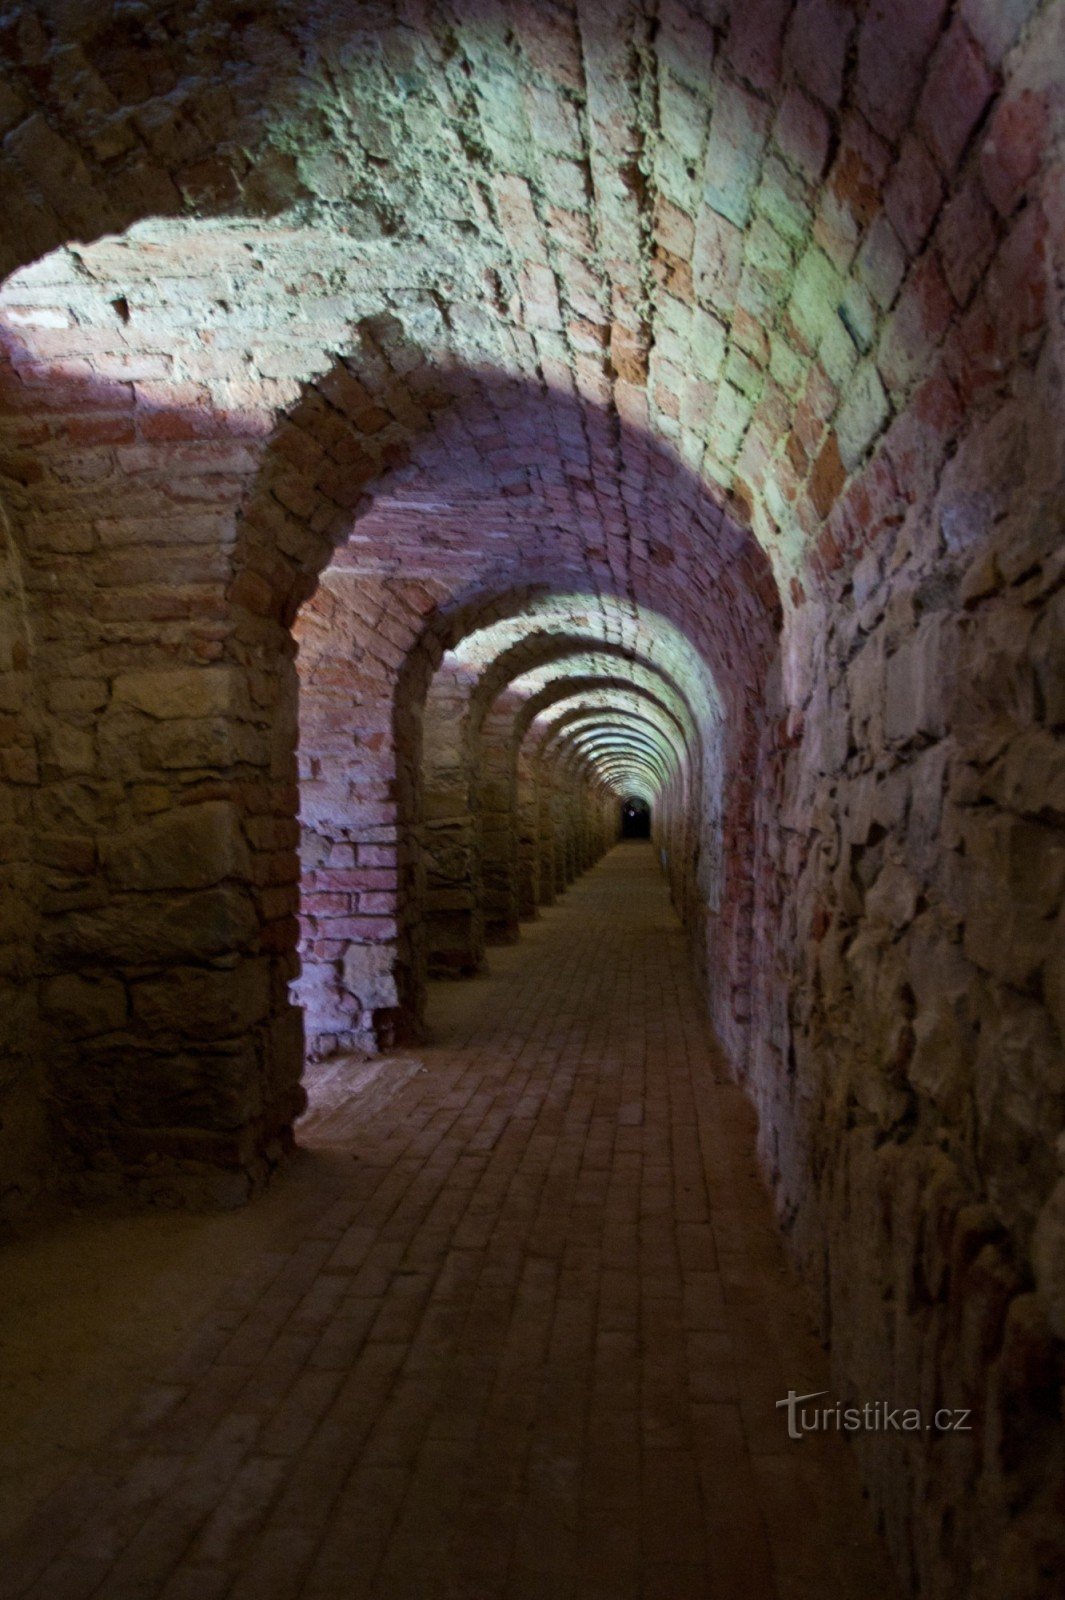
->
[0,1,1063,1596]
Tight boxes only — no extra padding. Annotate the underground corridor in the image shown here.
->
[0,2,1063,1598]
[2,844,898,1600]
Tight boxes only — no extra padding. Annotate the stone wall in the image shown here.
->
[0,501,45,1216]
[747,15,1065,1588]
[423,658,484,976]
[474,686,526,945]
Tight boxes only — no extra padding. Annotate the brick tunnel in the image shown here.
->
[0,1,1063,1596]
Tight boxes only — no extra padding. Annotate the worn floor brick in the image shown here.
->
[1,844,895,1599]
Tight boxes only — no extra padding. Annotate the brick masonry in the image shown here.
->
[0,2,1062,1595]
[0,847,899,1600]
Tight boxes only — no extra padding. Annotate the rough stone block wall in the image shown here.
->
[475,688,525,944]
[515,742,541,918]
[747,12,1065,1587]
[0,506,43,1216]
[422,658,484,976]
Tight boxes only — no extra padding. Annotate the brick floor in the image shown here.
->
[0,843,897,1599]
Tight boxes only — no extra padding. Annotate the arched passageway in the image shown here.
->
[0,2,1063,1596]
[1,844,898,1600]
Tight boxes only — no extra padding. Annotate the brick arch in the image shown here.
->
[509,674,703,924]
[1,0,1033,617]
[292,445,768,1055]
[409,579,718,956]
[471,661,701,943]
[0,219,778,1105]
[526,686,702,910]
[0,223,780,1080]
[547,715,679,785]
[0,246,777,1185]
[511,656,710,902]
[536,702,685,773]
[465,629,710,740]
[525,682,694,761]
[382,560,754,985]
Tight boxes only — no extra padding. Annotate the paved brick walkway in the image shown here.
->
[0,843,895,1600]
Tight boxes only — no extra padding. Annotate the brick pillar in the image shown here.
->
[295,577,421,1061]
[477,691,521,944]
[535,757,557,907]
[0,511,45,1217]
[422,659,483,977]
[515,745,540,919]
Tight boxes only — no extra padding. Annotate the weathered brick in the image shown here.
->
[884,135,944,256]
[979,88,1050,217]
[877,254,956,396]
[917,21,997,175]
[854,0,951,142]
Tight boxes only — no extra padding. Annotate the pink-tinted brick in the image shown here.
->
[302,891,351,916]
[653,197,695,260]
[783,0,854,109]
[878,254,956,396]
[826,110,893,240]
[934,177,999,305]
[883,371,964,505]
[980,88,1050,217]
[884,134,944,255]
[961,0,1040,68]
[917,21,998,174]
[854,0,951,142]
[727,0,789,92]
[773,85,832,184]
[855,213,908,311]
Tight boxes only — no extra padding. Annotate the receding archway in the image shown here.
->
[620,794,651,839]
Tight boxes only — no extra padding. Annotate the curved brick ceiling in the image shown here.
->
[507,653,700,733]
[0,10,1060,1589]
[0,0,1046,634]
[513,671,694,790]
[508,654,705,792]
[533,694,690,793]
[545,712,681,788]
[3,0,1033,758]
[413,587,711,797]
[452,593,720,722]
[530,685,692,758]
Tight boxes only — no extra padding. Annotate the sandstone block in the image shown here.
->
[111,666,252,721]
[865,859,920,929]
[342,942,399,1009]
[102,802,252,891]
[910,996,970,1119]
[43,886,259,965]
[884,615,954,744]
[46,725,95,775]
[40,973,127,1036]
[1045,912,1065,1043]
[46,678,108,714]
[963,899,1049,991]
[1033,1177,1065,1340]
[132,958,272,1041]
[141,717,261,770]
